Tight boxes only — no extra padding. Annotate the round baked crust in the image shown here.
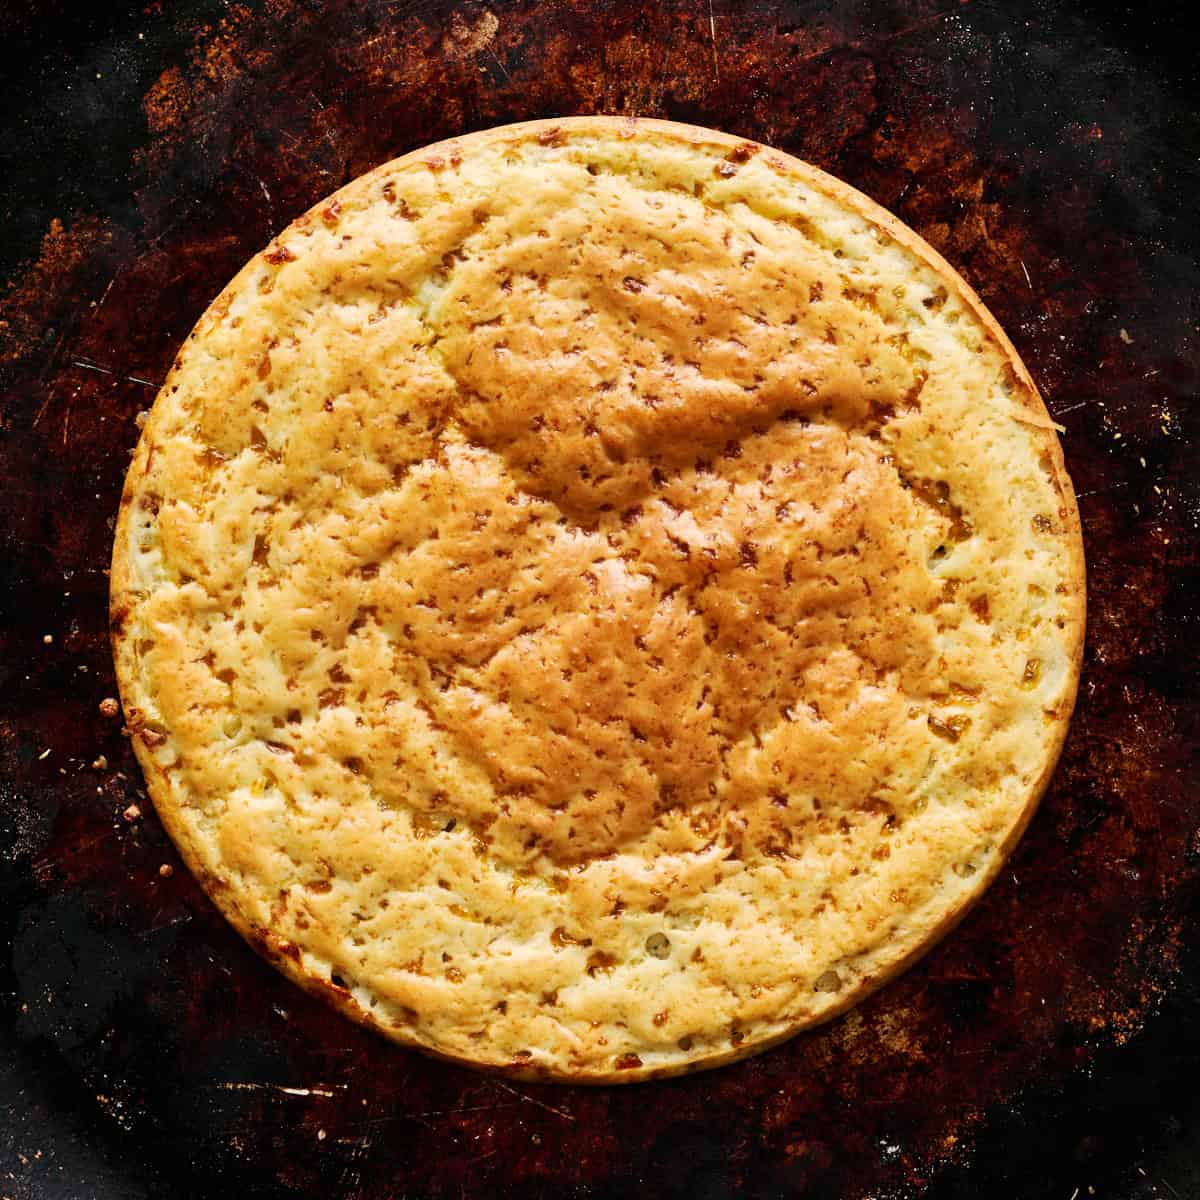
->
[111,117,1085,1083]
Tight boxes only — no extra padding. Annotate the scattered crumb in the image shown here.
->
[99,697,120,717]
[159,863,174,878]
[42,633,53,644]
[123,803,142,822]
[317,1129,327,1142]
[38,748,51,761]
[92,755,108,771]
[1119,328,1132,344]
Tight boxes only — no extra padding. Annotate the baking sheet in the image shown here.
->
[1,1,1198,1197]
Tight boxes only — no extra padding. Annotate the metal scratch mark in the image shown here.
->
[335,1126,371,1194]
[378,1094,575,1126]
[298,97,346,173]
[1049,398,1099,417]
[1020,259,1032,290]
[486,48,510,82]
[71,357,160,389]
[339,1085,389,1194]
[399,1102,519,1120]
[782,5,966,73]
[217,1082,339,1098]
[32,392,54,429]
[31,827,118,878]
[143,197,204,251]
[280,129,334,180]
[878,3,975,47]
[1075,480,1131,500]
[137,914,193,939]
[489,1078,575,1121]
[707,0,719,81]
[259,178,272,204]
[95,273,118,315]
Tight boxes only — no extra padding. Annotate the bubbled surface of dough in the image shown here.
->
[111,118,1084,1081]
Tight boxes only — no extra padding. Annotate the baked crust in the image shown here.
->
[111,117,1085,1082]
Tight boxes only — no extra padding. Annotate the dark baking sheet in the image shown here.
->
[1,1,1197,1197]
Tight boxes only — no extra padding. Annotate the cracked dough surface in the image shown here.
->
[111,117,1085,1082]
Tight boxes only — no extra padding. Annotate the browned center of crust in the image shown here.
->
[399,434,934,866]
[367,182,940,865]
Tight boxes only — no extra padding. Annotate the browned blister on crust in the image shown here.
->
[111,118,1085,1082]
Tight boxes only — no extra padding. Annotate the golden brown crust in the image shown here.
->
[111,117,1084,1082]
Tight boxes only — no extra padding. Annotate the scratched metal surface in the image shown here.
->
[1,1,1197,1197]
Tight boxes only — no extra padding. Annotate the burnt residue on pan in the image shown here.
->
[1,2,1197,1198]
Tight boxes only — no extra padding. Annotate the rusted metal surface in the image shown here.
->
[1,2,1197,1197]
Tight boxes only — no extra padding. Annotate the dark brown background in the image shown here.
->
[1,1,1197,1197]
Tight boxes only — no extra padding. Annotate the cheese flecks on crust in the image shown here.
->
[111,118,1084,1082]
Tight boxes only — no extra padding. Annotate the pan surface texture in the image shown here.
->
[1,1,1197,1198]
